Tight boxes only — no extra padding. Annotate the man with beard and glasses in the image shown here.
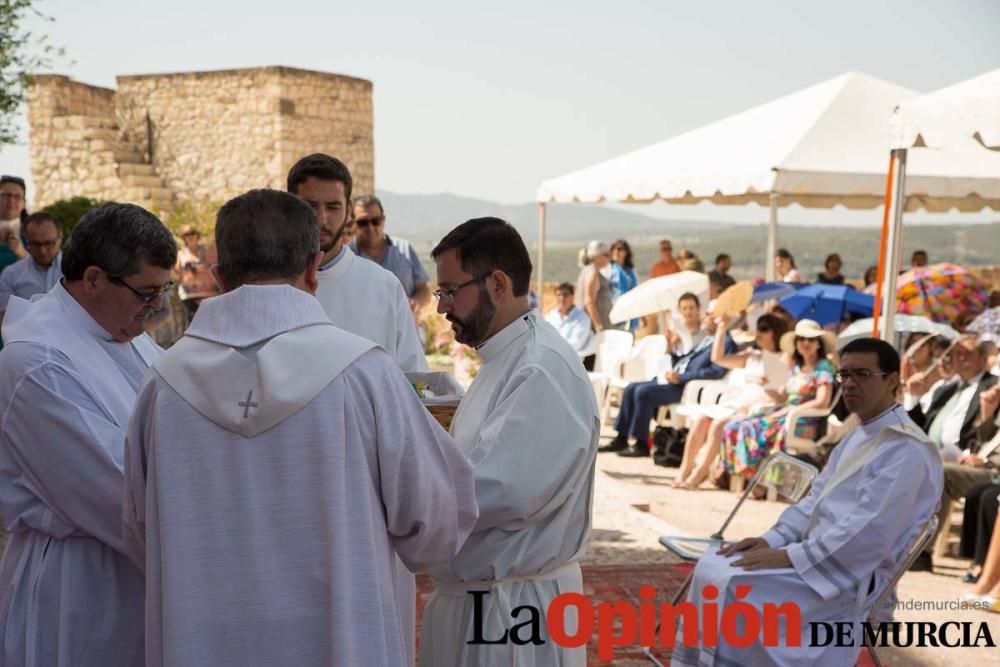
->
[287,154,426,372]
[420,218,599,666]
[286,155,427,664]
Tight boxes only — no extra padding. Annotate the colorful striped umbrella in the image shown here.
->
[895,263,989,324]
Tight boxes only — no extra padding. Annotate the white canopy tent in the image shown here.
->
[874,67,1000,341]
[534,71,1000,293]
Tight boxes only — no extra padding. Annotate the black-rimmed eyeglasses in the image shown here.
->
[105,272,174,307]
[433,272,490,304]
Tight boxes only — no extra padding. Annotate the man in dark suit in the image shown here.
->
[601,312,737,457]
[908,335,999,570]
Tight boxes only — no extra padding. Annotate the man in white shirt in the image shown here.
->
[673,338,942,667]
[123,189,477,667]
[420,217,599,666]
[286,154,427,372]
[908,335,998,571]
[0,211,63,327]
[0,202,177,666]
[544,281,591,353]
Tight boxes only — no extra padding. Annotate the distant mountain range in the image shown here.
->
[375,190,731,243]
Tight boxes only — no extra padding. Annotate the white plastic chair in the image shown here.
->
[654,372,738,430]
[585,330,633,407]
[600,335,667,427]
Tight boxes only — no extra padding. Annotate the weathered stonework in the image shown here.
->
[27,66,374,211]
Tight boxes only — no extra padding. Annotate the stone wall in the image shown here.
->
[27,66,374,210]
[26,76,126,207]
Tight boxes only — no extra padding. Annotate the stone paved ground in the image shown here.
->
[590,430,1000,665]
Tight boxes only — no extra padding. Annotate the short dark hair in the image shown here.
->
[286,153,353,201]
[353,194,383,214]
[431,217,532,297]
[715,253,730,265]
[776,247,796,268]
[556,282,574,296]
[215,189,319,288]
[840,337,900,375]
[825,253,841,268]
[23,211,60,234]
[61,203,176,281]
[912,249,928,260]
[0,175,26,193]
[678,292,700,308]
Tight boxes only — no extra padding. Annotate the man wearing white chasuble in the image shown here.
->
[123,190,477,667]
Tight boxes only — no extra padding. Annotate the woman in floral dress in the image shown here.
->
[722,319,836,480]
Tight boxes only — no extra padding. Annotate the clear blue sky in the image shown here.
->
[2,0,998,221]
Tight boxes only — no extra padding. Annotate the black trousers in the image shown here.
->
[960,482,1000,565]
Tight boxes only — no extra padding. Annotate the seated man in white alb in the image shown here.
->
[544,282,592,353]
[673,337,943,667]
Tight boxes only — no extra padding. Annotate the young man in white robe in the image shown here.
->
[0,203,177,667]
[286,153,427,372]
[672,337,944,667]
[420,217,600,666]
[286,154,429,662]
[122,189,478,667]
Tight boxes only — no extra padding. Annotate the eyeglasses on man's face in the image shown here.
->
[104,271,174,307]
[433,272,490,304]
[835,369,889,383]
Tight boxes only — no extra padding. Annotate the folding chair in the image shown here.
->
[584,329,633,406]
[600,335,667,427]
[864,515,938,667]
[643,451,819,665]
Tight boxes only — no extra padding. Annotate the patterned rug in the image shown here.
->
[415,562,694,665]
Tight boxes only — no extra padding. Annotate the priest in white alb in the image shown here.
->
[286,153,427,372]
[122,189,478,667]
[419,217,600,666]
[0,203,178,666]
[672,338,943,667]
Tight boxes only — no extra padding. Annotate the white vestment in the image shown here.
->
[420,311,600,666]
[315,247,428,372]
[313,248,428,662]
[0,283,161,667]
[123,285,477,667]
[673,405,943,667]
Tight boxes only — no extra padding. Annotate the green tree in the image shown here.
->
[42,196,100,239]
[1,0,65,146]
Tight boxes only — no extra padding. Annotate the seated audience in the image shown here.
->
[674,313,789,489]
[774,247,802,283]
[544,282,592,353]
[721,319,836,481]
[673,338,942,666]
[909,336,999,571]
[816,252,845,285]
[600,296,735,458]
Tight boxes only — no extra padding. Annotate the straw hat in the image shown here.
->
[713,281,753,318]
[780,319,838,355]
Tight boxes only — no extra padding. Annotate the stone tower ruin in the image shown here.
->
[26,66,374,211]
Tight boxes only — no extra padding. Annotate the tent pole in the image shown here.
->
[765,193,779,281]
[537,202,546,300]
[879,149,907,342]
[871,152,897,338]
